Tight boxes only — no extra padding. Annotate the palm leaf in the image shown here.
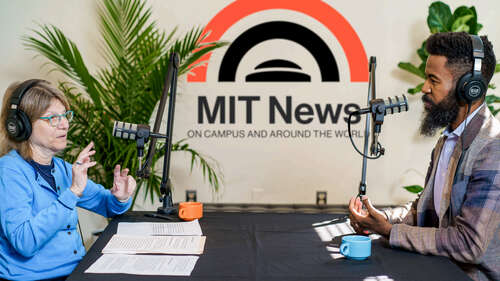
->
[25,0,226,205]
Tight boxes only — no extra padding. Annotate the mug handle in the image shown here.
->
[340,243,350,257]
[179,208,185,218]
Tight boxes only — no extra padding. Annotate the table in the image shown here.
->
[67,211,471,281]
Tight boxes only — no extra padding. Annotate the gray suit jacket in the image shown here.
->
[385,106,500,281]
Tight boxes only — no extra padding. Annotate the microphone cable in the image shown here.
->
[347,112,383,160]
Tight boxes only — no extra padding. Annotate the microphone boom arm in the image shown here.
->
[157,53,180,216]
[359,56,377,196]
[137,53,177,179]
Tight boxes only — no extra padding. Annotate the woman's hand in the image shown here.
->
[70,142,97,197]
[111,164,136,202]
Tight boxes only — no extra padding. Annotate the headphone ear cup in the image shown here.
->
[456,73,486,104]
[456,72,471,103]
[5,110,31,141]
[16,110,32,141]
[5,111,20,140]
[464,74,486,103]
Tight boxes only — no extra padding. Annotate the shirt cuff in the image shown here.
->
[58,188,79,210]
[382,208,392,223]
[111,194,132,207]
[118,196,131,203]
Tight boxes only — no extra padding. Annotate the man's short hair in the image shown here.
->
[426,32,496,85]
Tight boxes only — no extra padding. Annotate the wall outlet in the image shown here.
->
[186,190,197,202]
[316,191,327,205]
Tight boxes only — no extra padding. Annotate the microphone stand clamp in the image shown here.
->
[369,99,386,156]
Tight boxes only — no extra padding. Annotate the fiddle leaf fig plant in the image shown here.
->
[399,1,500,194]
[398,1,500,116]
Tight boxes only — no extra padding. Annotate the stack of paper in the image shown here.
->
[85,254,199,276]
[102,235,206,254]
[117,220,203,236]
[85,219,205,276]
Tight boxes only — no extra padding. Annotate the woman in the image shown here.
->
[0,79,136,280]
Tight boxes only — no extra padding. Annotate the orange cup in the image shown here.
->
[178,202,203,221]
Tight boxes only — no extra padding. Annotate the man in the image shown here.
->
[348,32,500,281]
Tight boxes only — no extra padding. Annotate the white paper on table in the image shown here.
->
[117,220,202,236]
[313,219,355,242]
[84,254,199,276]
[102,235,206,255]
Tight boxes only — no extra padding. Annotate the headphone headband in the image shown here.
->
[10,79,42,110]
[470,35,484,73]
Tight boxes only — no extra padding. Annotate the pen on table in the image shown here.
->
[144,213,174,220]
[312,215,349,227]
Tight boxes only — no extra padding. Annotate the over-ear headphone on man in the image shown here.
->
[5,79,43,141]
[456,35,487,104]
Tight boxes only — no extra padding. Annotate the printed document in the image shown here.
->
[117,220,202,236]
[85,254,199,276]
[102,235,206,255]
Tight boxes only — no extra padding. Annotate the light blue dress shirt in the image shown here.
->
[434,103,484,216]
[0,149,132,280]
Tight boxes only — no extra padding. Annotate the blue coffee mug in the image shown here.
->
[340,235,371,260]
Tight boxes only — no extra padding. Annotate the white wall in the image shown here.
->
[1,0,499,245]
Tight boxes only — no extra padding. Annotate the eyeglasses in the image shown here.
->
[39,110,74,127]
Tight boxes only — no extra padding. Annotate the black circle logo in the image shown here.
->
[219,21,339,82]
[469,85,481,97]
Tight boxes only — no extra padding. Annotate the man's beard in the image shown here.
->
[419,90,460,137]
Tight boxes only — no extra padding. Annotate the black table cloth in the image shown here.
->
[67,211,471,281]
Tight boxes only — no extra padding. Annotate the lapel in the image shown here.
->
[438,138,462,224]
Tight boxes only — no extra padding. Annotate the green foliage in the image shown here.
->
[403,185,424,194]
[23,0,228,205]
[486,95,500,116]
[398,1,500,115]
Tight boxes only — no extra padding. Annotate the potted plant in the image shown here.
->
[24,0,228,205]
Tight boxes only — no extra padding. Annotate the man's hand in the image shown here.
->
[348,196,370,235]
[348,196,392,237]
[111,164,136,202]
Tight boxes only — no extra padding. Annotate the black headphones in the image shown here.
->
[456,35,487,104]
[5,79,43,141]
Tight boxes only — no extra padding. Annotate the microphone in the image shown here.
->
[354,95,409,156]
[370,95,408,155]
[372,95,409,115]
[357,95,409,116]
[112,121,151,168]
[112,121,151,140]
[112,121,167,175]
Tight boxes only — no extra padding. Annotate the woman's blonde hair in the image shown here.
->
[0,80,70,159]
